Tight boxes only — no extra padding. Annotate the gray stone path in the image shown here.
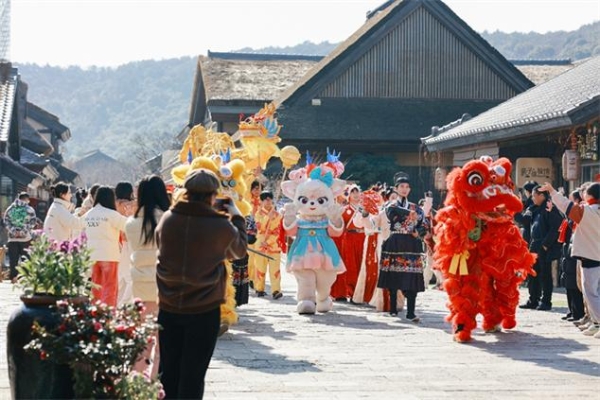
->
[1,269,598,399]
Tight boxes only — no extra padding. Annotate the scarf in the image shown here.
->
[557,219,571,244]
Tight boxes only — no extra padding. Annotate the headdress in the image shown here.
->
[394,172,410,185]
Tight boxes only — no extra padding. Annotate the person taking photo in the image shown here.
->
[156,168,247,399]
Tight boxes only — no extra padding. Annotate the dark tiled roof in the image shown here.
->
[49,158,81,185]
[21,119,54,155]
[0,65,18,143]
[422,56,600,151]
[0,154,40,183]
[20,147,60,181]
[27,102,71,141]
[20,146,48,167]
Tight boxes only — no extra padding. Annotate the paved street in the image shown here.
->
[1,269,599,399]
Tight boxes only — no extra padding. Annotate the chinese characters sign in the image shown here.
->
[515,158,554,188]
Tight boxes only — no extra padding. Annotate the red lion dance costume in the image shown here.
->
[434,156,536,343]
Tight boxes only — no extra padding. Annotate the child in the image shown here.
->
[254,191,283,299]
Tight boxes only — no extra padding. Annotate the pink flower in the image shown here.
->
[59,240,70,253]
[93,322,102,332]
[69,237,80,253]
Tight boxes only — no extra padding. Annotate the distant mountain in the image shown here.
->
[235,22,600,60]
[480,21,600,60]
[18,57,197,163]
[235,40,339,56]
[15,22,598,164]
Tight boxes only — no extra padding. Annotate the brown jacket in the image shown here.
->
[155,200,247,314]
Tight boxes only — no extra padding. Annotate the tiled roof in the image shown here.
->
[422,56,600,151]
[0,65,18,143]
[0,154,40,182]
[49,158,81,185]
[21,119,54,155]
[20,146,48,167]
[27,102,71,141]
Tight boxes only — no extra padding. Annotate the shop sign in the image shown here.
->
[515,158,553,188]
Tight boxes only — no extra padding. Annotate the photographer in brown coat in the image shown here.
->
[156,168,247,399]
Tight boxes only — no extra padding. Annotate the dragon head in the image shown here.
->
[445,156,523,218]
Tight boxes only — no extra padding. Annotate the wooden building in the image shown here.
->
[184,51,321,136]
[422,56,600,191]
[72,149,131,187]
[161,51,321,179]
[1,64,44,212]
[0,62,81,219]
[274,0,533,193]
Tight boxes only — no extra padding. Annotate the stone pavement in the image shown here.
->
[1,270,599,399]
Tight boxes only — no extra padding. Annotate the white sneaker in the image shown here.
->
[582,324,600,336]
[578,321,592,331]
[594,329,600,339]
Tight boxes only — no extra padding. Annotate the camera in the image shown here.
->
[214,198,231,212]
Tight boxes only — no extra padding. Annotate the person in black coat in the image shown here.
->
[519,186,564,310]
[515,180,538,246]
[558,190,585,321]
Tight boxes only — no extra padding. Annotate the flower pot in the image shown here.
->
[7,295,88,399]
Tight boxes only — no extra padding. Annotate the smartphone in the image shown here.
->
[215,198,231,212]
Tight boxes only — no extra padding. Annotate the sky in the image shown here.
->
[8,0,600,67]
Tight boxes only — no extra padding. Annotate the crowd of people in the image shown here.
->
[515,180,600,338]
[1,164,599,398]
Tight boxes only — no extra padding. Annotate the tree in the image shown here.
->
[343,153,401,187]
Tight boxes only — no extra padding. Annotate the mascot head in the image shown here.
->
[172,155,252,216]
[281,166,345,218]
[445,156,522,216]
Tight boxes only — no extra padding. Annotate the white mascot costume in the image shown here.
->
[281,163,346,314]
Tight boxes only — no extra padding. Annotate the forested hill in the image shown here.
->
[16,21,598,163]
[237,21,599,59]
[17,57,197,163]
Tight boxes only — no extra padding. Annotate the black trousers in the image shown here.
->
[158,307,220,400]
[389,290,417,318]
[8,241,30,279]
[566,288,585,320]
[528,255,554,305]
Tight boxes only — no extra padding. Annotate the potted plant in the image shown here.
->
[25,299,162,399]
[6,232,94,399]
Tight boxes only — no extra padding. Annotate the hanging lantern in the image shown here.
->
[562,149,580,181]
[434,167,448,190]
